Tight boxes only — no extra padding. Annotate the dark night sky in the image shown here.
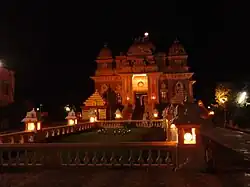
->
[0,1,249,111]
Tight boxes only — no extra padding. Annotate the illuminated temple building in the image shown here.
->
[82,34,196,120]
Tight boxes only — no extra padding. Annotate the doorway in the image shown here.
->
[132,92,147,120]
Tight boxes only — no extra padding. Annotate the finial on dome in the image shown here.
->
[174,37,180,43]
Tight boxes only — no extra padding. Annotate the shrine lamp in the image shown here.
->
[65,110,77,126]
[153,109,158,118]
[183,128,196,144]
[115,109,122,119]
[21,109,42,132]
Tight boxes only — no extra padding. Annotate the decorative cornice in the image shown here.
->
[163,73,193,79]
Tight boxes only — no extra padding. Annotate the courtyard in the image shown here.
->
[54,127,166,143]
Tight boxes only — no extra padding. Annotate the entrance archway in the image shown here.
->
[103,88,117,119]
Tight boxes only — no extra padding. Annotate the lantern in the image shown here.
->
[153,109,158,118]
[115,109,122,119]
[183,128,196,145]
[208,111,215,116]
[88,109,97,123]
[65,110,77,126]
[21,109,42,132]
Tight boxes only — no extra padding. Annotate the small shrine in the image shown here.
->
[81,90,107,120]
[21,108,41,131]
[115,109,122,119]
[65,110,77,125]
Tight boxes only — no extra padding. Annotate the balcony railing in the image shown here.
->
[0,142,179,169]
[0,120,166,144]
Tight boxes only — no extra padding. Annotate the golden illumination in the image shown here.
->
[208,111,214,115]
[115,113,122,119]
[170,124,176,129]
[68,119,75,126]
[74,119,77,124]
[184,128,196,144]
[215,84,231,106]
[151,95,156,100]
[37,122,41,130]
[153,113,158,118]
[132,74,148,92]
[126,96,130,100]
[89,116,95,123]
[27,122,35,131]
[198,100,203,106]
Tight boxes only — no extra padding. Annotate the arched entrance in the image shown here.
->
[103,88,117,120]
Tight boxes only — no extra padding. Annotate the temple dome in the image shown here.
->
[98,45,112,59]
[127,40,155,56]
[168,39,187,56]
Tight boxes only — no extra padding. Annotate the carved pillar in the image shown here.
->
[189,81,194,102]
[148,75,153,105]
[121,74,133,105]
[148,73,160,107]
[168,80,174,101]
[121,75,126,105]
[127,75,133,104]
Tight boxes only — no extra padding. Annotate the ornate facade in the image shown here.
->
[91,36,195,114]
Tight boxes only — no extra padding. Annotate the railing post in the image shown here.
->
[43,150,61,168]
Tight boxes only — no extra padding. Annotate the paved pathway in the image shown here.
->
[0,167,225,187]
[202,126,250,160]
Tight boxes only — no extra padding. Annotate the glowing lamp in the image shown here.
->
[151,95,156,100]
[89,116,96,123]
[153,109,158,118]
[68,119,75,126]
[22,109,42,132]
[115,109,122,119]
[37,121,41,130]
[198,100,203,106]
[27,122,35,131]
[144,32,149,37]
[65,110,77,126]
[208,111,214,116]
[170,124,176,129]
[184,128,196,144]
[126,96,130,101]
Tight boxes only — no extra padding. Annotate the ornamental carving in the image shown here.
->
[115,84,122,93]
[100,84,108,94]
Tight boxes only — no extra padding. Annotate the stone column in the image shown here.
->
[127,74,133,104]
[188,81,194,102]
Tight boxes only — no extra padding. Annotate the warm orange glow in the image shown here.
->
[37,122,41,130]
[68,119,75,126]
[153,112,158,118]
[184,128,196,144]
[208,111,214,115]
[198,100,203,106]
[151,95,156,100]
[170,124,176,129]
[27,122,35,131]
[115,112,122,119]
[126,96,130,100]
[89,116,95,123]
[74,119,77,124]
[215,84,231,106]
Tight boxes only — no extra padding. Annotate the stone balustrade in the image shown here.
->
[0,122,93,144]
[0,120,171,144]
[0,142,179,169]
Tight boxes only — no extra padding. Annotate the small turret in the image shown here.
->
[65,110,77,125]
[21,108,41,131]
